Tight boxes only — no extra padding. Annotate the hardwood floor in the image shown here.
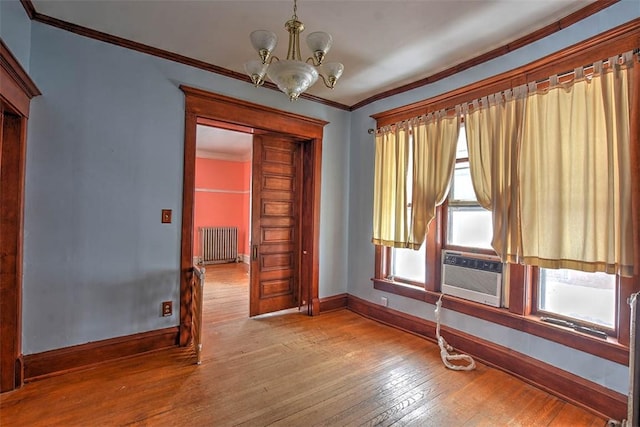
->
[0,263,606,426]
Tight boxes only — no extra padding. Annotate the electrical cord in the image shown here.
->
[435,294,476,371]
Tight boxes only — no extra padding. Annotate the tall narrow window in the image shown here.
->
[446,127,493,251]
[389,133,426,284]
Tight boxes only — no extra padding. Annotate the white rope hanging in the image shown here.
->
[435,294,476,371]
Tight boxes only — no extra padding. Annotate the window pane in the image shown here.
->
[538,269,615,329]
[447,206,493,249]
[456,127,468,159]
[391,242,426,283]
[451,162,476,201]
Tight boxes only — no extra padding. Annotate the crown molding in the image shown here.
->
[349,0,621,110]
[19,0,36,19]
[18,1,350,111]
[372,17,640,127]
[19,0,620,112]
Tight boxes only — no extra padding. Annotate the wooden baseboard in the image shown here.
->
[23,327,179,381]
[318,293,348,313]
[347,294,627,421]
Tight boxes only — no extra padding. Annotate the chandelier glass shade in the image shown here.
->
[244,0,344,101]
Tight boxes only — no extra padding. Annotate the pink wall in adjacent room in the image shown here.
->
[194,157,251,260]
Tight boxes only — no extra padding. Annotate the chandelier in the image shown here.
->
[244,0,344,101]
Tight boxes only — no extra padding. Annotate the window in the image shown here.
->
[446,130,493,251]
[373,38,637,361]
[391,243,426,284]
[383,126,494,287]
[387,132,426,285]
[537,268,616,330]
[375,126,625,342]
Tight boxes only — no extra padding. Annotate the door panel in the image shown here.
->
[250,135,301,316]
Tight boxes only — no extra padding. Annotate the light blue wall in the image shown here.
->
[347,0,640,395]
[0,0,31,72]
[23,21,350,354]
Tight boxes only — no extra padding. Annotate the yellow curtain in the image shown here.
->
[372,124,411,248]
[520,54,635,277]
[630,54,640,276]
[464,88,526,263]
[408,111,460,249]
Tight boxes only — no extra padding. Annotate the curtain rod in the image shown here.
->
[536,48,639,84]
[371,48,639,135]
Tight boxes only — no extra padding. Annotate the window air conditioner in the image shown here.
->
[441,250,503,308]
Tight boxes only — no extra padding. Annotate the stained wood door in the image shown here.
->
[250,134,301,316]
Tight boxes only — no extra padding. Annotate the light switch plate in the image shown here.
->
[161,209,172,224]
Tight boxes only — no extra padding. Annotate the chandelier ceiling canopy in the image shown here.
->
[244,0,344,101]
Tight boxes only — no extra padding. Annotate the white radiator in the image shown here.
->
[200,226,238,264]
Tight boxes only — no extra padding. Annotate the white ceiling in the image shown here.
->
[30,0,597,107]
[196,125,253,160]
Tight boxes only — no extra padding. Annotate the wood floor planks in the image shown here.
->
[0,263,607,426]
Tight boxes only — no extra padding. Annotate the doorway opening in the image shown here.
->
[193,125,252,319]
[179,86,327,346]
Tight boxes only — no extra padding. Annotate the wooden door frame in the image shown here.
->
[0,40,40,392]
[179,86,327,346]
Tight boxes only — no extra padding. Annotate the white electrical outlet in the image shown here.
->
[381,296,388,307]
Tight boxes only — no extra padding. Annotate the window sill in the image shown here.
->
[372,278,628,365]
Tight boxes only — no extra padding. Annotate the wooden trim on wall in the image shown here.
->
[0,41,39,393]
[373,279,628,365]
[20,0,617,111]
[352,0,620,111]
[182,87,328,137]
[305,135,323,316]
[179,87,327,344]
[180,110,198,346]
[507,264,530,316]
[318,293,348,313]
[0,39,41,117]
[0,111,27,392]
[347,294,627,421]
[372,17,640,126]
[619,276,634,347]
[23,327,179,382]
[300,136,323,316]
[19,0,36,19]
[19,1,349,111]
